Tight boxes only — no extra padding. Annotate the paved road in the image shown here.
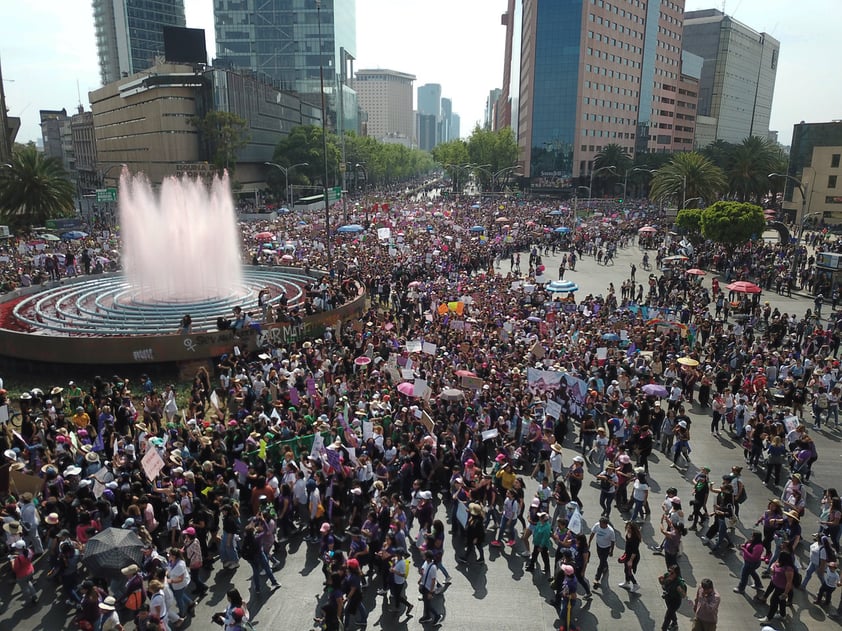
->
[2,240,838,631]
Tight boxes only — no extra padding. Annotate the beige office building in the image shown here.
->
[354,69,416,147]
[90,63,207,187]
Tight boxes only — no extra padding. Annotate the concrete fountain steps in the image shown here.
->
[10,268,310,336]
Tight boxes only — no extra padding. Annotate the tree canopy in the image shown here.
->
[674,207,704,240]
[698,201,766,249]
[192,110,250,175]
[0,146,75,231]
[432,128,520,192]
[270,126,434,197]
[650,152,727,208]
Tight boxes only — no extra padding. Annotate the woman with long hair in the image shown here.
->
[734,530,765,594]
[618,521,642,593]
[212,588,250,631]
[756,551,795,623]
[427,519,452,583]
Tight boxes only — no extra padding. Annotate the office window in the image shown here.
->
[830,175,838,189]
[832,154,841,168]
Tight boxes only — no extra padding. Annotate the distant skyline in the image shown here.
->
[1,0,840,147]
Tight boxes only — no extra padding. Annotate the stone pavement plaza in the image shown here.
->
[1,240,839,631]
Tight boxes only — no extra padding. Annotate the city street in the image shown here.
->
[1,238,837,631]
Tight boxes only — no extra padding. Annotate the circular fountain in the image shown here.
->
[0,170,365,367]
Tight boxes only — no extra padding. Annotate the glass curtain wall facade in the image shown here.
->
[93,0,186,85]
[522,0,582,189]
[214,0,357,132]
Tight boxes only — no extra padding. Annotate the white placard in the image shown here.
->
[406,340,422,353]
[141,448,165,481]
[546,400,563,419]
[362,421,374,440]
[310,432,325,458]
[346,447,358,464]
[413,379,429,399]
[401,369,415,380]
[422,342,437,355]
[481,428,498,441]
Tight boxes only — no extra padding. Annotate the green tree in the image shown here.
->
[699,201,766,249]
[674,207,704,241]
[191,110,250,174]
[466,126,519,189]
[593,143,632,196]
[727,136,784,203]
[650,152,726,208]
[0,146,75,231]
[272,125,341,191]
[701,139,736,173]
[432,140,471,192]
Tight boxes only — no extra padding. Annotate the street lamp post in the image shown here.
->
[264,161,309,210]
[623,166,655,201]
[588,165,616,210]
[769,172,812,288]
[683,197,702,209]
[471,164,492,209]
[99,164,124,227]
[355,163,369,223]
[444,163,472,195]
[574,186,590,224]
[315,0,332,270]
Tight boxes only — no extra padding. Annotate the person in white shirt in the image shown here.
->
[817,561,840,606]
[588,515,616,586]
[388,548,414,614]
[166,547,192,617]
[418,550,443,625]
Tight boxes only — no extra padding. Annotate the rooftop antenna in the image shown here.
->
[77,79,82,110]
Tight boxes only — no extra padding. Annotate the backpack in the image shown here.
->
[736,483,747,504]
[240,531,257,562]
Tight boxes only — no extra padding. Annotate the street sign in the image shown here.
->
[329,186,342,203]
[96,188,117,203]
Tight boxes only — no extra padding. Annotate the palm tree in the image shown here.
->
[593,143,633,196]
[701,139,735,172]
[0,146,75,230]
[650,152,726,208]
[727,136,784,203]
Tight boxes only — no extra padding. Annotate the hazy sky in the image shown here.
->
[1,0,839,146]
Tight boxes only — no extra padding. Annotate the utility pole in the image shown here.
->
[316,0,332,270]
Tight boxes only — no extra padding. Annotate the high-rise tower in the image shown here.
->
[214,0,358,133]
[92,0,186,85]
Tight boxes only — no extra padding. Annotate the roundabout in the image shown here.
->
[6,267,312,337]
[0,267,366,366]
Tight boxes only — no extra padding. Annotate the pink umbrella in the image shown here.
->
[354,356,371,366]
[685,268,706,276]
[255,232,274,241]
[454,370,477,378]
[638,226,657,234]
[726,280,762,294]
[281,254,294,262]
[397,382,415,396]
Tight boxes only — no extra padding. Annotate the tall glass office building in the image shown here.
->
[511,0,688,190]
[214,0,358,133]
[92,0,186,85]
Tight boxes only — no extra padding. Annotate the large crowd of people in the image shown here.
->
[1,187,842,631]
